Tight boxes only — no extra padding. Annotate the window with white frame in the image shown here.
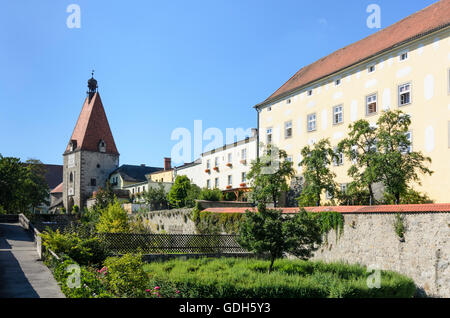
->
[227,175,232,186]
[340,184,347,193]
[400,131,412,154]
[241,148,247,160]
[206,159,210,169]
[227,153,232,163]
[351,145,358,164]
[307,89,313,96]
[214,157,219,167]
[399,52,408,61]
[399,83,411,106]
[241,172,247,183]
[326,190,333,200]
[206,179,211,189]
[335,78,341,86]
[267,106,272,112]
[307,113,316,132]
[266,128,273,144]
[285,121,292,139]
[368,65,376,73]
[215,178,219,188]
[333,105,343,124]
[333,147,343,166]
[286,99,291,104]
[366,94,377,115]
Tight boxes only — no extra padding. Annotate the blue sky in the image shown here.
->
[0,0,437,167]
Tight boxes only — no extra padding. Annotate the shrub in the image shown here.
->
[41,229,108,266]
[46,255,113,298]
[96,200,130,233]
[238,204,323,272]
[103,253,148,297]
[198,188,223,201]
[143,258,416,298]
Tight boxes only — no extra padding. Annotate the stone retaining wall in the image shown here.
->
[138,208,196,234]
[309,212,449,297]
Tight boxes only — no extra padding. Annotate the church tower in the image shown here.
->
[63,74,120,210]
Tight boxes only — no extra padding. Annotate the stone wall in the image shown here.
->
[197,200,253,210]
[138,208,196,234]
[309,212,449,297]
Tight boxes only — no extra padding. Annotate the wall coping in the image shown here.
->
[202,203,450,214]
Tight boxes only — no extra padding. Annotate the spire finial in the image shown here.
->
[87,70,98,101]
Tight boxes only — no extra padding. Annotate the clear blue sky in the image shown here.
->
[0,0,437,167]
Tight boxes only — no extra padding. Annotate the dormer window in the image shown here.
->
[69,140,77,152]
[98,140,106,153]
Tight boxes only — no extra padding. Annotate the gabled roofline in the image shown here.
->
[254,22,450,110]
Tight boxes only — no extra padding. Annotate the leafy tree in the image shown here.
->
[337,120,380,204]
[0,155,49,213]
[376,110,433,203]
[94,180,116,210]
[167,176,200,208]
[96,200,130,233]
[198,188,223,201]
[24,159,50,211]
[383,187,433,204]
[185,184,201,208]
[238,203,322,273]
[298,139,338,206]
[142,183,169,210]
[337,182,371,206]
[247,145,295,207]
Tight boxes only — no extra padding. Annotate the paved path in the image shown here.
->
[0,223,64,298]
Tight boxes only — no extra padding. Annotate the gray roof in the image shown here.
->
[110,165,163,183]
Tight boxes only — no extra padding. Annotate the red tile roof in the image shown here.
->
[50,182,63,194]
[65,92,119,155]
[202,204,450,214]
[257,0,450,106]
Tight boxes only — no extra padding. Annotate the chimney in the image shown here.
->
[164,157,171,171]
[251,128,258,138]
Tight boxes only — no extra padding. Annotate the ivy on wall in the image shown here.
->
[314,211,345,244]
[192,205,344,240]
[192,208,245,235]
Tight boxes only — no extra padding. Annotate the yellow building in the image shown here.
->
[147,158,174,183]
[254,1,450,203]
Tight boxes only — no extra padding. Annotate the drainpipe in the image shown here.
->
[256,107,260,160]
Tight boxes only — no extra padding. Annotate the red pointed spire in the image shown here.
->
[65,92,119,155]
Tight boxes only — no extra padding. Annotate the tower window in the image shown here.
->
[90,178,96,186]
[98,140,106,153]
[69,172,73,183]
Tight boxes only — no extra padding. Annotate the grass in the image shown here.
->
[143,258,416,298]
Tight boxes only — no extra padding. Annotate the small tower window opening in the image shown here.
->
[69,140,77,152]
[69,172,73,183]
[90,178,96,186]
[98,140,106,153]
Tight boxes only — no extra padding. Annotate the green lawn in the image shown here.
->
[143,257,416,298]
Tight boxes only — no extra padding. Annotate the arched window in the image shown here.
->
[69,172,73,183]
[98,140,106,153]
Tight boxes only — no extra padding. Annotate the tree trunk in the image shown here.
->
[368,184,375,205]
[268,256,275,274]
